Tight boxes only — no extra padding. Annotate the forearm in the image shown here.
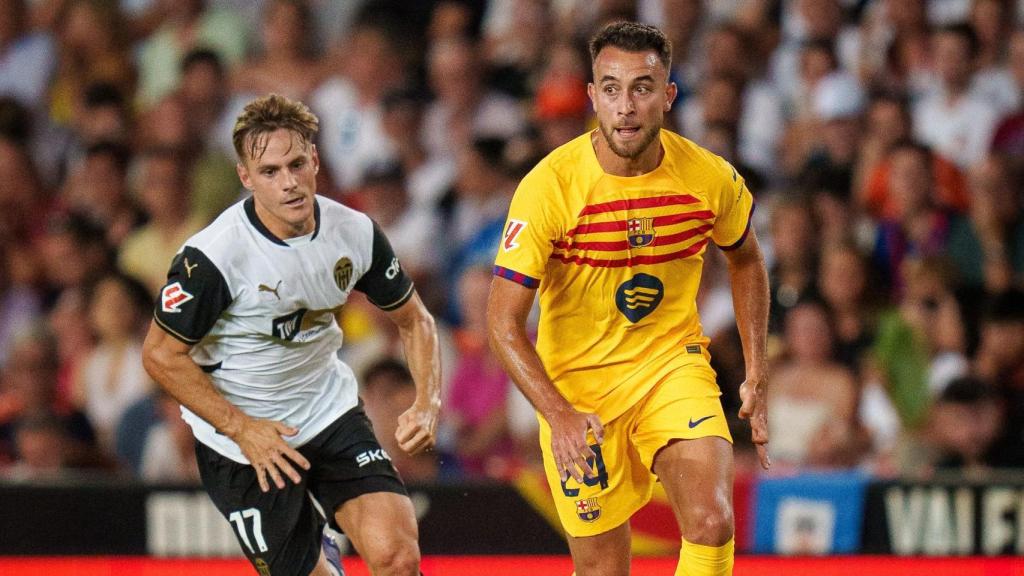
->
[142,347,249,438]
[727,250,770,378]
[396,304,442,411]
[487,319,573,422]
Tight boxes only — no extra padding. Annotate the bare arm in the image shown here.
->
[385,291,442,455]
[722,229,772,469]
[141,322,310,491]
[485,277,602,483]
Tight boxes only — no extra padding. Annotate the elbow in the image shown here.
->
[141,338,174,385]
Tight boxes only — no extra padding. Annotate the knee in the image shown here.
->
[361,536,420,576]
[685,503,734,545]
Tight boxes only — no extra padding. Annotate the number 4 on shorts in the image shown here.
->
[229,508,269,553]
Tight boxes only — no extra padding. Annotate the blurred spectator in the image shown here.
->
[47,0,133,128]
[47,82,132,187]
[135,0,250,106]
[46,289,93,413]
[860,0,932,97]
[0,135,51,251]
[872,141,968,293]
[818,242,881,375]
[989,28,1024,163]
[37,212,112,305]
[767,196,819,334]
[0,246,41,369]
[0,325,97,468]
[422,36,526,170]
[3,414,70,481]
[0,0,57,113]
[71,273,153,456]
[361,358,440,482]
[768,302,866,469]
[380,88,455,210]
[443,265,516,478]
[119,146,206,295]
[356,163,442,308]
[872,257,968,430]
[946,153,1024,292]
[311,16,407,194]
[532,41,590,154]
[481,0,551,97]
[899,376,1004,477]
[139,391,199,484]
[178,49,229,152]
[858,95,970,221]
[966,0,1020,117]
[58,140,139,246]
[688,22,783,178]
[137,92,239,224]
[230,0,323,101]
[796,71,866,200]
[975,290,1024,467]
[912,24,1002,168]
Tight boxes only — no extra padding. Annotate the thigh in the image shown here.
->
[305,405,409,529]
[333,491,418,564]
[652,436,734,543]
[195,441,322,576]
[538,411,653,538]
[567,522,632,576]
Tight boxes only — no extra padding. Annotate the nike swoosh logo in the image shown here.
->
[688,415,716,429]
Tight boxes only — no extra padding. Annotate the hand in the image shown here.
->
[396,401,439,455]
[738,376,771,470]
[547,407,604,484]
[230,418,311,492]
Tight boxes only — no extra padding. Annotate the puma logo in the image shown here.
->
[258,280,282,300]
[184,258,198,278]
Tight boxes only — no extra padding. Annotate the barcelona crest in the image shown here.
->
[626,217,655,248]
[576,497,602,522]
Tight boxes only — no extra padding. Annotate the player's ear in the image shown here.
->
[587,82,597,107]
[311,144,320,175]
[665,81,678,112]
[236,162,253,190]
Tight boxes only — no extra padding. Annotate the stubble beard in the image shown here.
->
[599,122,661,160]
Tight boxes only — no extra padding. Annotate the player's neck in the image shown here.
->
[591,130,664,177]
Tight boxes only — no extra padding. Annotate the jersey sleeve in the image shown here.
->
[711,158,755,250]
[153,246,233,344]
[492,162,562,289]
[353,220,415,310]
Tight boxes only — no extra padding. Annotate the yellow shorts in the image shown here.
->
[539,362,732,537]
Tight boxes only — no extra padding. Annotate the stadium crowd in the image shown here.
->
[0,0,1023,486]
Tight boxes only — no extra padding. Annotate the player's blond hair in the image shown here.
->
[232,94,320,162]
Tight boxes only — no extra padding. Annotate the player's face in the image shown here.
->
[588,46,676,160]
[237,128,319,239]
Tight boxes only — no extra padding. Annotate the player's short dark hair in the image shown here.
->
[232,94,320,162]
[589,21,672,72]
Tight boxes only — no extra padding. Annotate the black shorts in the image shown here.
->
[195,405,407,576]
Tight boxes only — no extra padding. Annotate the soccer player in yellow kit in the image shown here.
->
[486,22,770,576]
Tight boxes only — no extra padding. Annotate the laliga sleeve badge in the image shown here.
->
[503,219,527,252]
[161,282,194,313]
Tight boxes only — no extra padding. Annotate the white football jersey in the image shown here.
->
[154,196,413,463]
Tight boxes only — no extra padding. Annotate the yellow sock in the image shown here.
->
[676,537,734,576]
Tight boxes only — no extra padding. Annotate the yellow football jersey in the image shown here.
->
[493,129,754,423]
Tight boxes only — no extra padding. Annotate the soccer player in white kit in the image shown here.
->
[142,94,440,576]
